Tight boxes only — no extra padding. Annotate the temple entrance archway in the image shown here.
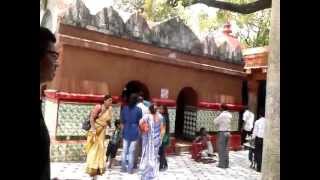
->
[175,87,198,140]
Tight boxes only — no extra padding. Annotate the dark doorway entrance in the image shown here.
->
[257,80,266,116]
[123,81,150,103]
[239,80,249,131]
[175,87,198,140]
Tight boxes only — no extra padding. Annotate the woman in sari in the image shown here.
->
[158,105,170,171]
[84,94,113,179]
[139,104,165,180]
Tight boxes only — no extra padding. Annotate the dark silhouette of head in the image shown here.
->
[40,27,59,83]
[114,119,121,128]
[221,104,228,111]
[128,93,139,107]
[258,111,265,118]
[199,127,207,136]
[40,27,56,61]
[149,104,157,114]
[159,105,170,133]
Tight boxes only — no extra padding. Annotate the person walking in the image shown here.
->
[137,96,150,115]
[241,107,254,145]
[252,112,266,172]
[139,104,165,180]
[214,104,233,169]
[106,119,121,169]
[158,105,170,171]
[120,93,142,174]
[84,95,113,179]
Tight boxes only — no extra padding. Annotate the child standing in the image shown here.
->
[106,120,121,169]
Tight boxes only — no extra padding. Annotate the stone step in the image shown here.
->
[175,142,192,155]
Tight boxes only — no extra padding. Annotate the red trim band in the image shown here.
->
[44,91,244,111]
[44,91,121,104]
[198,102,244,111]
[198,102,221,110]
[151,98,176,107]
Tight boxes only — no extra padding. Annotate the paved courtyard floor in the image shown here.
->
[51,150,261,180]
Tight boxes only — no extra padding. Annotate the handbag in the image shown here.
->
[140,121,149,133]
[82,114,91,131]
[82,105,102,131]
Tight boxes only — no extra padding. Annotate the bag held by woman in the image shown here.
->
[82,105,102,131]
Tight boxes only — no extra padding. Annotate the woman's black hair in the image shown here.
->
[258,111,265,118]
[149,104,156,114]
[114,119,120,127]
[128,93,139,107]
[199,127,206,136]
[103,94,112,101]
[159,105,170,134]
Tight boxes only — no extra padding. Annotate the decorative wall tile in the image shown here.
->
[196,109,221,132]
[56,103,121,137]
[230,111,239,131]
[197,109,239,132]
[50,102,240,162]
[51,102,121,162]
[168,107,176,134]
[183,106,197,139]
[50,143,67,162]
[56,103,94,137]
[65,144,86,162]
[50,143,86,162]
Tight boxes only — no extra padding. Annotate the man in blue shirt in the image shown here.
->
[120,93,142,173]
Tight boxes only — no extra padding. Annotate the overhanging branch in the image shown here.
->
[192,0,271,14]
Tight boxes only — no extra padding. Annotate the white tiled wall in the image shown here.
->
[197,109,239,132]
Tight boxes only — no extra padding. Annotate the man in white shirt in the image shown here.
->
[214,104,233,169]
[252,112,266,172]
[137,96,150,116]
[241,107,255,145]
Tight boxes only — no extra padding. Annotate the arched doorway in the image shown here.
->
[175,87,198,140]
[122,80,150,103]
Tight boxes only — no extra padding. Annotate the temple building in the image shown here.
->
[41,0,247,161]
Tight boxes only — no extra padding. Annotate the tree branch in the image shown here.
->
[193,0,271,14]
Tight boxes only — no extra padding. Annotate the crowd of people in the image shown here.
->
[40,26,266,180]
[39,26,171,180]
[84,93,170,180]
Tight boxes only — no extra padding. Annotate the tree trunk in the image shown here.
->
[261,0,280,179]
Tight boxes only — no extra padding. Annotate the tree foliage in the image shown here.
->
[149,0,271,48]
[197,0,271,47]
[143,0,189,22]
[115,0,271,48]
[113,0,145,13]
